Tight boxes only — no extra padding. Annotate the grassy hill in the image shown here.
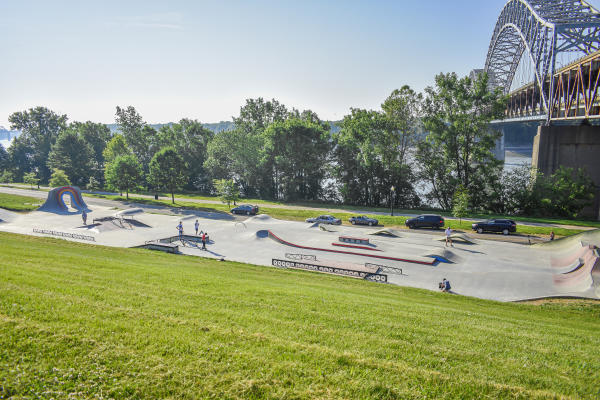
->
[0,232,599,399]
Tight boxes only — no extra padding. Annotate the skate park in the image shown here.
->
[0,186,599,302]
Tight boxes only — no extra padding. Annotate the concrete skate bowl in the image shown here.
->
[534,229,600,251]
[552,243,600,293]
[423,248,463,264]
[368,228,401,237]
[38,186,90,214]
[435,233,476,245]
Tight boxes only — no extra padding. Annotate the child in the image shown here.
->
[445,226,453,247]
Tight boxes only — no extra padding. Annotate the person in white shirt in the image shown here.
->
[445,226,453,247]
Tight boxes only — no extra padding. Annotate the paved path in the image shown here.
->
[1,185,595,232]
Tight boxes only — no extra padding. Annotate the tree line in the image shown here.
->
[0,72,595,218]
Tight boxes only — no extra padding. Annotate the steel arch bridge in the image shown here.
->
[485,0,600,122]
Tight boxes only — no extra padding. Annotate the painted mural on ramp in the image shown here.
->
[38,186,90,214]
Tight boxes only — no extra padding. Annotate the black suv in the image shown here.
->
[472,219,517,235]
[405,214,445,229]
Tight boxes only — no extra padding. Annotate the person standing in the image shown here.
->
[82,210,87,225]
[194,219,200,235]
[550,231,555,241]
[201,232,206,250]
[445,226,453,247]
[177,221,184,239]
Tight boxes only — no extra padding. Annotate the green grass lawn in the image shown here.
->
[0,192,42,211]
[122,190,600,228]
[1,232,599,399]
[86,194,585,237]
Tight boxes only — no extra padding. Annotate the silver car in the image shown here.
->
[305,215,342,225]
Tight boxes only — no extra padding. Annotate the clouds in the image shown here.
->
[111,12,184,31]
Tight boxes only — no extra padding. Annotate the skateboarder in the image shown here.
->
[82,210,87,225]
[445,226,453,247]
[195,219,200,235]
[201,232,206,250]
[177,221,184,238]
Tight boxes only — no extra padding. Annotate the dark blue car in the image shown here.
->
[231,204,259,215]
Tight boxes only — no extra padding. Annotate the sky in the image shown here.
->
[1,0,599,127]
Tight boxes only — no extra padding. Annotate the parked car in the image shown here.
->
[349,215,379,226]
[472,219,517,235]
[231,204,259,215]
[305,215,342,225]
[405,214,445,229]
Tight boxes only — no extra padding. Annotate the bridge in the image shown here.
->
[485,0,600,122]
[484,0,600,220]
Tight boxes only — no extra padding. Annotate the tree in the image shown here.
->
[105,155,142,199]
[0,145,8,171]
[0,170,14,183]
[416,72,507,210]
[103,134,131,163]
[86,176,101,192]
[540,166,595,218]
[49,168,71,187]
[381,85,423,165]
[148,147,188,204]
[204,129,263,197]
[23,172,39,189]
[234,98,289,134]
[71,121,111,183]
[333,107,420,208]
[47,130,94,186]
[261,118,331,201]
[9,107,68,183]
[6,136,33,183]
[115,106,157,175]
[213,179,239,208]
[452,185,469,224]
[205,98,292,198]
[158,119,213,191]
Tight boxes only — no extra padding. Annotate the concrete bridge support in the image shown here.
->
[532,125,600,220]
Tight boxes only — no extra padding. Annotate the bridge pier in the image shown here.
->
[532,125,600,220]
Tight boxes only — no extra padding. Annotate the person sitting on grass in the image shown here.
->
[440,278,451,292]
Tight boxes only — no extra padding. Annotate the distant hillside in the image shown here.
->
[104,121,236,134]
[0,126,20,141]
[106,120,341,134]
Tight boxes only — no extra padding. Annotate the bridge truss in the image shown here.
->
[485,0,600,122]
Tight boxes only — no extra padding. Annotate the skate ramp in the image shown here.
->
[423,248,463,263]
[435,233,476,244]
[368,228,401,237]
[318,224,338,232]
[38,186,90,214]
[247,214,274,223]
[553,244,600,292]
[0,209,18,224]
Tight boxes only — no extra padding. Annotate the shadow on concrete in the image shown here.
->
[115,200,236,222]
